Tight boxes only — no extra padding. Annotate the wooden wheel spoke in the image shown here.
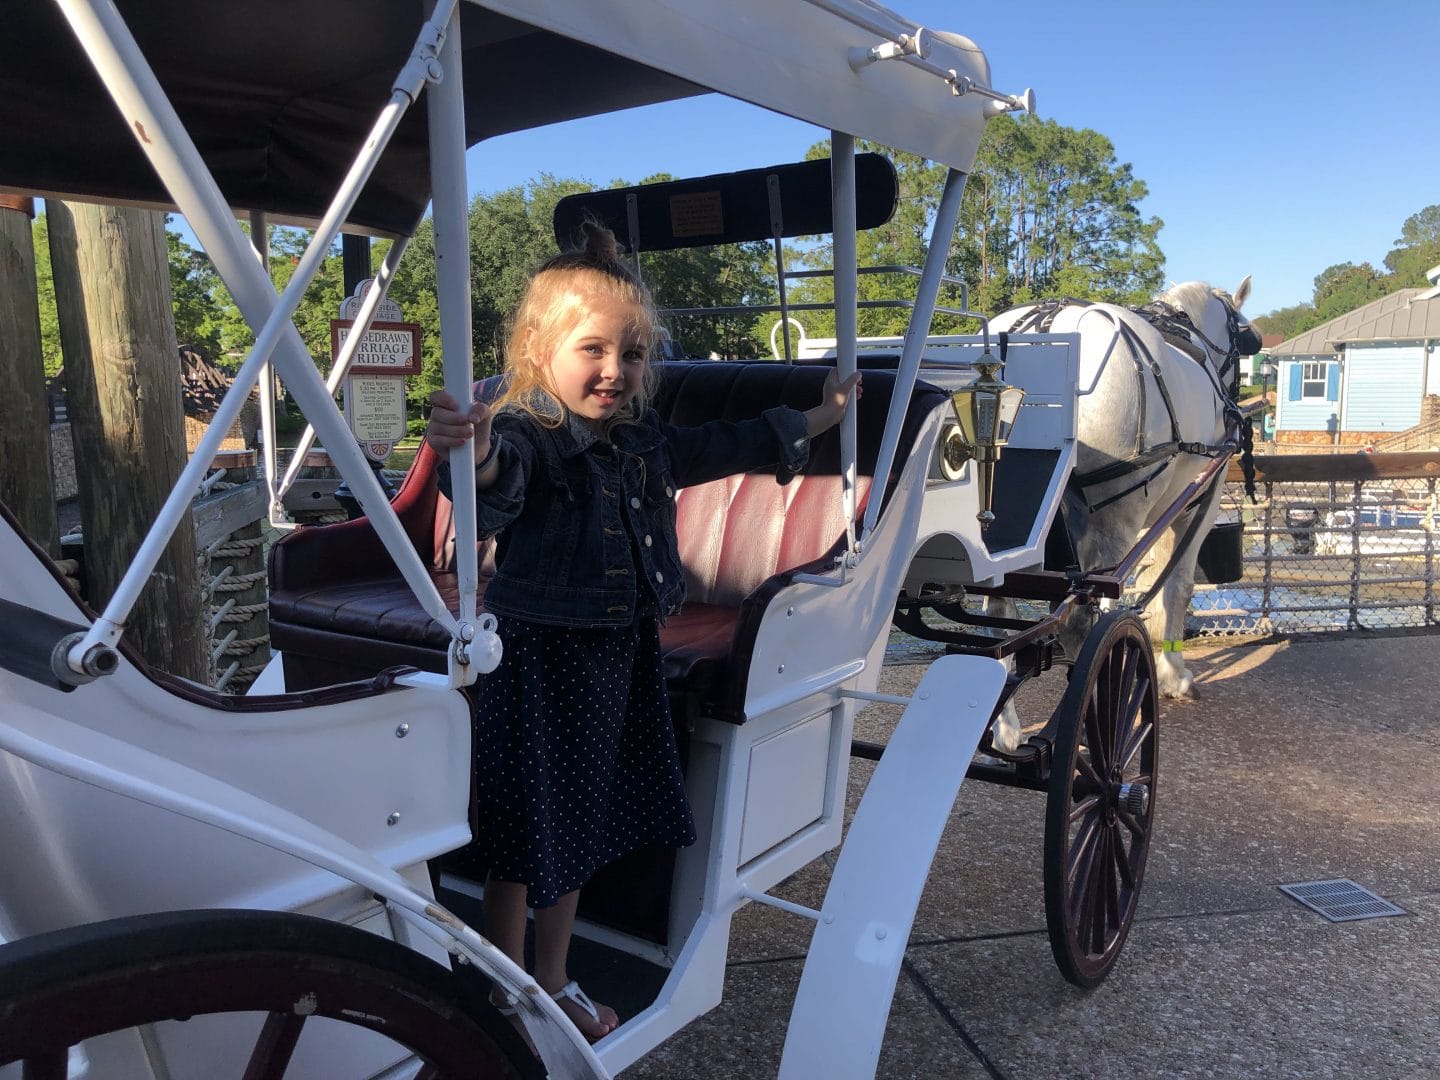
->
[1102,828,1122,938]
[1068,792,1102,823]
[1087,828,1114,952]
[1118,716,1153,774]
[1098,650,1120,760]
[1067,813,1103,905]
[242,1011,307,1080]
[1082,690,1110,774]
[1110,822,1136,891]
[1110,643,1139,748]
[1075,751,1105,791]
[1119,670,1149,734]
[1116,807,1148,841]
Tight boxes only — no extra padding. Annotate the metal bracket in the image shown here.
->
[847,27,929,71]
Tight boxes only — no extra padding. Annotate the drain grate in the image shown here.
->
[1279,879,1408,923]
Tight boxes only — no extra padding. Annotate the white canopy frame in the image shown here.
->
[274,234,414,517]
[52,0,494,690]
[861,165,970,546]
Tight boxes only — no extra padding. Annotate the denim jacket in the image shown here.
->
[440,401,810,628]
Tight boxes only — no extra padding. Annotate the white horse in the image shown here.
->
[985,278,1259,752]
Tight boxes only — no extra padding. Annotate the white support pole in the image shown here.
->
[276,234,412,500]
[779,654,1006,1078]
[831,134,859,560]
[426,1,479,632]
[54,0,475,680]
[248,211,281,517]
[861,167,967,545]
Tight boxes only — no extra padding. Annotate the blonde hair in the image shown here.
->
[494,220,660,430]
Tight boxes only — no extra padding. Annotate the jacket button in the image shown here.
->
[666,486,675,498]
[644,534,653,547]
[655,571,664,583]
[630,496,641,509]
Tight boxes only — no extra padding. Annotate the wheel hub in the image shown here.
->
[1115,781,1149,817]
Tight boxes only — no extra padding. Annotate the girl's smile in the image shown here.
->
[545,297,648,429]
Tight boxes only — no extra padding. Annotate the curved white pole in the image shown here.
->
[861,167,967,545]
[831,134,859,561]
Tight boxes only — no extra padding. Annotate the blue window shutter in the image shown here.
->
[1326,363,1340,401]
[1287,364,1302,401]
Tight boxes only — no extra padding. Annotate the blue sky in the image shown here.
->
[460,0,1440,318]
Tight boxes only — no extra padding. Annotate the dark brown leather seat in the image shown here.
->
[269,360,947,721]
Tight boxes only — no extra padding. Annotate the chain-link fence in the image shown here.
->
[1190,456,1440,638]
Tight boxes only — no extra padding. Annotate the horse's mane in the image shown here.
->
[1155,281,1214,326]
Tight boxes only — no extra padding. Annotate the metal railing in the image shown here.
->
[1190,452,1440,637]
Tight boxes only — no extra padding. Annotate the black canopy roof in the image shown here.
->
[2,1,704,237]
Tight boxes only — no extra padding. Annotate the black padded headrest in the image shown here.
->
[651,361,946,482]
[554,154,899,253]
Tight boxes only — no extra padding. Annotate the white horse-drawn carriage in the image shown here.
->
[0,1,1260,1076]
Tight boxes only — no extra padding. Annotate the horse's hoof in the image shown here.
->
[1158,676,1197,700]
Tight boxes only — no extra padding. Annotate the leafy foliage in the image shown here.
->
[785,117,1165,341]
[1252,203,1440,341]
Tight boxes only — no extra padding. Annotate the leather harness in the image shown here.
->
[1005,296,1256,510]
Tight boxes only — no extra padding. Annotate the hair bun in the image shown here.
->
[579,219,620,263]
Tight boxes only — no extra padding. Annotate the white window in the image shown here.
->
[1301,361,1329,400]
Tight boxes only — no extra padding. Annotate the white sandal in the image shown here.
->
[550,980,613,1036]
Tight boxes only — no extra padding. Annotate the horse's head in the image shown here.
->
[1157,276,1262,386]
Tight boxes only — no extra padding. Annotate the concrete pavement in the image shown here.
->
[623,634,1440,1079]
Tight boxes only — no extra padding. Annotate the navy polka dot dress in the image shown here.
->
[471,614,697,908]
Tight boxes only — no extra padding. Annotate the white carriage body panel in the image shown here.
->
[0,521,472,949]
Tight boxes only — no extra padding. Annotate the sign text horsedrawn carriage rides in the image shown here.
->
[0,0,1259,1075]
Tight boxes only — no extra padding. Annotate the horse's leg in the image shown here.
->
[1146,479,1227,699]
[983,593,1024,753]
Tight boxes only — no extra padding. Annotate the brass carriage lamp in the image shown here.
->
[949,356,1025,528]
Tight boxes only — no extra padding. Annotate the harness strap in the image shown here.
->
[1085,460,1171,513]
[1133,482,1218,609]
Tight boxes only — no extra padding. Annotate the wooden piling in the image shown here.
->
[46,201,208,682]
[0,195,61,556]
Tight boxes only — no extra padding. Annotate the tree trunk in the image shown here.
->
[0,196,61,557]
[46,201,209,682]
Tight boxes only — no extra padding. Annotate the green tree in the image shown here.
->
[30,213,62,375]
[782,120,1164,341]
[1252,302,1318,341]
[1312,261,1388,323]
[1384,204,1440,286]
[964,115,1163,310]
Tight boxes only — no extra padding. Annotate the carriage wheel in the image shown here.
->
[0,908,542,1079]
[1043,610,1158,988]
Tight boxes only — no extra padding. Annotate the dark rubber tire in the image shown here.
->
[1043,610,1158,988]
[0,908,543,1078]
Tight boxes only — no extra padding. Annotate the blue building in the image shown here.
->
[1271,275,1440,449]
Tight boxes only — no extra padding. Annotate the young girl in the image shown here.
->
[426,223,857,1041]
